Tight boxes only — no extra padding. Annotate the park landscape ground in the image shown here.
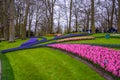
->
[0,33,120,80]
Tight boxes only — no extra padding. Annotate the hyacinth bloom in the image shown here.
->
[20,38,38,46]
[56,36,94,42]
[48,44,120,77]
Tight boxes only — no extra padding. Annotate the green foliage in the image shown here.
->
[0,40,104,80]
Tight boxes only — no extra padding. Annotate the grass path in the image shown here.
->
[5,48,104,80]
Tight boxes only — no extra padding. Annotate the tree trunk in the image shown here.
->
[0,0,2,39]
[75,13,78,32]
[50,0,55,34]
[16,14,20,37]
[16,7,20,38]
[118,0,120,33]
[3,0,9,40]
[9,0,15,42]
[57,10,60,33]
[86,12,90,32]
[28,15,32,37]
[34,12,38,36]
[68,0,73,33]
[91,0,95,33]
[19,11,22,38]
[22,0,30,39]
[34,20,38,36]
[110,0,115,29]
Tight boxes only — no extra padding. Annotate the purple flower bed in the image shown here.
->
[54,33,92,40]
[20,38,38,47]
[48,44,120,77]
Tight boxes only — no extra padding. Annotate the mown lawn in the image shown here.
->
[0,39,105,80]
[64,38,120,44]
[63,33,120,45]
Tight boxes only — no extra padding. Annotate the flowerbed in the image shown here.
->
[56,36,94,42]
[48,44,120,77]
[54,33,91,40]
[20,38,38,47]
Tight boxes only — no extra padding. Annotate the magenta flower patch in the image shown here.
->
[48,44,120,77]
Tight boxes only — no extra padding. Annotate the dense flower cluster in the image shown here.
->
[49,44,120,77]
[56,36,94,42]
[20,37,47,47]
[21,38,38,46]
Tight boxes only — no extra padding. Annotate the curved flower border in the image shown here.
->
[49,44,120,77]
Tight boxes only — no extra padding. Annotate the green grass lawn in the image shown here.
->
[0,39,105,80]
[64,38,120,44]
[44,36,54,40]
[0,33,119,80]
[0,39,27,50]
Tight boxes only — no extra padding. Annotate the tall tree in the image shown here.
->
[57,9,61,33]
[110,0,115,29]
[91,0,95,33]
[21,0,30,39]
[118,0,120,33]
[9,0,15,42]
[49,0,56,34]
[73,0,79,32]
[3,0,9,40]
[28,3,35,37]
[68,0,73,33]
[0,0,3,39]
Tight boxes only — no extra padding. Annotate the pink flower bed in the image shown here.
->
[48,44,120,77]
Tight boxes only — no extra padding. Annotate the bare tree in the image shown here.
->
[3,0,9,40]
[68,0,73,33]
[110,0,115,29]
[91,0,95,33]
[0,0,3,39]
[21,0,30,39]
[117,0,120,33]
[28,1,35,37]
[73,0,79,32]
[9,0,15,42]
